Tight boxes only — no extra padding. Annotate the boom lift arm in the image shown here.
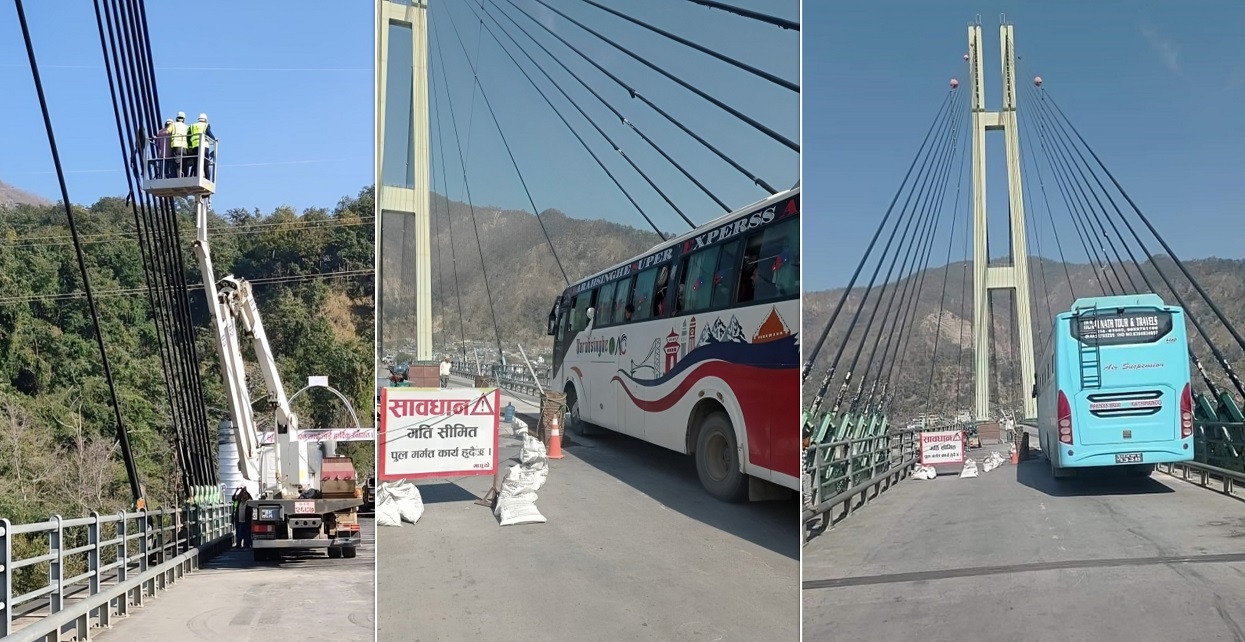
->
[191,194,306,498]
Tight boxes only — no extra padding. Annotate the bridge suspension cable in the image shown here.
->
[15,0,146,504]
[683,0,799,31]
[803,90,956,419]
[1016,74,1245,401]
[458,0,691,235]
[430,16,510,366]
[493,0,776,194]
[575,0,798,93]
[91,0,218,496]
[473,0,731,215]
[441,4,575,278]
[526,0,798,152]
[429,77,470,358]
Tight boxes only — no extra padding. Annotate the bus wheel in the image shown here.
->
[342,546,358,559]
[566,387,592,436]
[695,412,747,502]
[328,546,342,559]
[1049,452,1072,480]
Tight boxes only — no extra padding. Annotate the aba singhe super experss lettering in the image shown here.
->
[569,198,789,296]
[378,388,501,481]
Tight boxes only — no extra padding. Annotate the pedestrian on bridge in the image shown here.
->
[440,356,452,388]
[232,486,252,549]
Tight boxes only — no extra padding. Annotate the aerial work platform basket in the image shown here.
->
[140,133,218,198]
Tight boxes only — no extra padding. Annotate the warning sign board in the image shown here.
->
[378,387,500,481]
[919,430,965,467]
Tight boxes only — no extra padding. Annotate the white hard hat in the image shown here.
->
[176,111,185,119]
[165,118,173,124]
[198,113,207,122]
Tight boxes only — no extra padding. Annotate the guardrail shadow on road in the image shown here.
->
[553,416,798,562]
[1015,453,1175,498]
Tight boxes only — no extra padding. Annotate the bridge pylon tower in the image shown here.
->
[377,0,432,361]
[968,17,1037,421]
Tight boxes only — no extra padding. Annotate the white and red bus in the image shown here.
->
[546,187,800,501]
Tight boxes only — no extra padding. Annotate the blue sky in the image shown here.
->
[0,1,371,214]
[804,0,1245,292]
[408,0,799,237]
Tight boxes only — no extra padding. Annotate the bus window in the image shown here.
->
[711,239,743,309]
[597,280,617,325]
[612,275,632,323]
[571,290,594,332]
[682,247,719,313]
[653,265,671,317]
[556,298,568,344]
[754,218,799,301]
[629,267,659,322]
[737,235,763,304]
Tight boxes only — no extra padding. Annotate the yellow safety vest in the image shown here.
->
[188,122,207,148]
[170,121,189,149]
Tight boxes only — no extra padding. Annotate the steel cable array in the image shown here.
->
[419,0,796,366]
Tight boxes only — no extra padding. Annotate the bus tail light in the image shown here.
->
[1180,382,1193,439]
[1057,390,1073,445]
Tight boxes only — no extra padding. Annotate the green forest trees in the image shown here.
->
[0,187,375,523]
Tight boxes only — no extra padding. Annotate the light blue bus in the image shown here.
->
[1035,293,1194,479]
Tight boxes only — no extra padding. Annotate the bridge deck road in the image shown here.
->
[803,445,1245,642]
[98,517,375,641]
[377,374,799,641]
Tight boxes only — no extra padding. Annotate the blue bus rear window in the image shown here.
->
[1070,309,1173,346]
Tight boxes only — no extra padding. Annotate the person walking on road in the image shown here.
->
[231,486,252,549]
[440,356,452,388]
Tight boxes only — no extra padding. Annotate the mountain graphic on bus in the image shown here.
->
[614,306,798,391]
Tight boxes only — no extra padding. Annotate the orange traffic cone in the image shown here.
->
[548,415,564,459]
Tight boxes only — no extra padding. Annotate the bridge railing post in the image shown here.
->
[0,518,11,637]
[87,511,101,619]
[136,508,149,606]
[48,514,63,616]
[115,510,129,617]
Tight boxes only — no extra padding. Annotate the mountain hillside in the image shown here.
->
[803,256,1245,418]
[0,180,51,208]
[380,194,664,352]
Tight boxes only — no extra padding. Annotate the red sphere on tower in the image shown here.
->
[1034,76,1043,87]
[963,53,970,61]
[949,78,959,89]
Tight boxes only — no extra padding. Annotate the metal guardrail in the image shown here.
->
[450,364,547,399]
[1,503,232,641]
[802,427,924,543]
[1158,459,1245,499]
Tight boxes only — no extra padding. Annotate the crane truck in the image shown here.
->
[141,134,363,561]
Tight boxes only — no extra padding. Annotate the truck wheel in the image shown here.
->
[694,411,747,502]
[342,546,358,559]
[328,547,343,559]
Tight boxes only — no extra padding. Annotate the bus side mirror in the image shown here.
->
[1031,384,1037,399]
[546,305,558,336]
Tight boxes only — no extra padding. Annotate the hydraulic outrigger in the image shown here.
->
[141,134,363,561]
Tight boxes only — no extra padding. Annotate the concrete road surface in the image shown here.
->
[378,379,799,641]
[804,448,1245,642]
[100,517,375,641]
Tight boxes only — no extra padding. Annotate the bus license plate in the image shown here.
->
[1115,452,1143,464]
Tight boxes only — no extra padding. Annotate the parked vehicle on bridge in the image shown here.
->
[142,136,363,561]
[1035,293,1194,478]
[547,186,800,501]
